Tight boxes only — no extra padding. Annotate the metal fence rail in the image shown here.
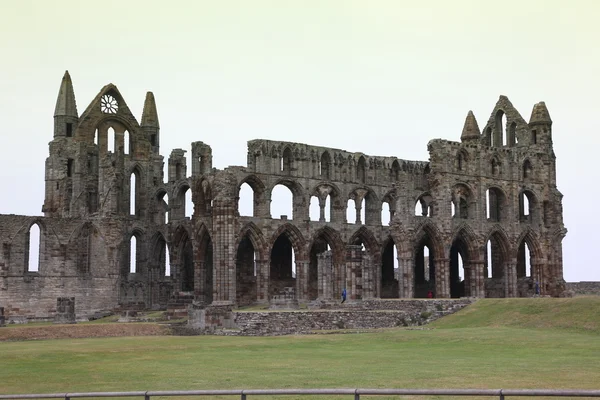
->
[1,389,600,400]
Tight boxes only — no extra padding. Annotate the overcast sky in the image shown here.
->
[0,0,598,281]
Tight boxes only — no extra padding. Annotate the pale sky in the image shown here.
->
[0,0,598,281]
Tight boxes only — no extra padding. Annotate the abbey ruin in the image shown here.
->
[0,72,567,320]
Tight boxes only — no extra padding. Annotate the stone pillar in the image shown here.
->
[398,256,414,298]
[468,261,486,298]
[212,198,237,305]
[318,197,326,222]
[194,260,207,305]
[345,245,363,300]
[361,254,374,299]
[435,259,450,298]
[54,297,76,324]
[505,261,517,298]
[255,259,269,304]
[532,258,546,295]
[317,251,333,300]
[295,260,309,302]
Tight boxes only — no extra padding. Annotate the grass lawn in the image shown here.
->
[1,298,599,400]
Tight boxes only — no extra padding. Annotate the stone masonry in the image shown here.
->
[0,72,567,321]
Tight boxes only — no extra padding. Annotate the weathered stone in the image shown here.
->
[54,297,76,324]
[0,73,569,321]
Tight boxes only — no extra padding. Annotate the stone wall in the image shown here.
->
[232,299,473,336]
[566,282,600,296]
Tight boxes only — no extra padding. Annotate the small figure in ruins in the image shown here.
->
[427,290,434,299]
[341,288,347,303]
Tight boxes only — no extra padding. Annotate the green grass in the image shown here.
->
[1,298,599,399]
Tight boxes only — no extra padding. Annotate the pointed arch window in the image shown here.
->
[26,223,41,273]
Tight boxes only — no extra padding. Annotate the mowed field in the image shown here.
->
[1,297,599,400]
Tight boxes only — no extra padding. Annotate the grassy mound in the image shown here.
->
[430,296,600,334]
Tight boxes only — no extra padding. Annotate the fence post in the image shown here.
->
[145,394,150,400]
[499,388,504,400]
[241,394,246,400]
[355,390,360,400]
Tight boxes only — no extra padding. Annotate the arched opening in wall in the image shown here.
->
[456,150,467,172]
[94,129,99,146]
[320,151,331,179]
[451,185,471,219]
[178,231,194,292]
[309,196,319,221]
[156,192,168,224]
[414,241,433,298]
[381,238,399,298]
[415,194,433,217]
[281,147,292,174]
[519,190,535,222]
[270,234,295,299]
[346,198,366,224]
[308,233,334,301]
[508,122,516,146]
[165,244,171,276]
[523,159,533,179]
[357,156,367,184]
[451,201,456,217]
[236,234,257,306]
[485,233,507,298]
[391,160,400,180]
[238,183,254,217]
[129,235,138,274]
[124,130,130,155]
[494,110,507,147]
[271,184,293,220]
[130,172,137,216]
[198,233,214,304]
[26,223,41,272]
[107,127,116,153]
[517,240,532,279]
[185,187,193,218]
[381,202,391,225]
[486,187,505,222]
[449,240,468,298]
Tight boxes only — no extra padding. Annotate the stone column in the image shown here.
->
[505,261,517,298]
[255,259,269,304]
[317,251,333,300]
[435,258,450,298]
[295,260,309,302]
[319,197,326,222]
[361,254,375,299]
[398,256,414,298]
[345,245,363,300]
[194,260,206,304]
[212,198,237,305]
[532,258,546,295]
[468,261,486,298]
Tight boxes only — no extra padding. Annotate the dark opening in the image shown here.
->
[66,123,73,137]
[151,134,157,146]
[67,159,74,177]
[532,130,537,144]
[236,235,257,306]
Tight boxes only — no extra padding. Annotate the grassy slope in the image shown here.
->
[0,298,599,398]
[430,296,600,334]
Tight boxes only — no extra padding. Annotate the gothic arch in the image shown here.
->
[450,223,479,261]
[412,221,444,260]
[348,226,381,260]
[516,228,543,260]
[235,222,267,261]
[268,223,307,260]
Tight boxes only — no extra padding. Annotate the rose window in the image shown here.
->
[100,95,118,114]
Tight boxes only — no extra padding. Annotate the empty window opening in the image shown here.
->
[381,240,399,298]
[523,195,530,216]
[486,188,503,222]
[451,201,456,217]
[324,195,331,221]
[130,236,137,274]
[391,160,400,180]
[281,147,292,174]
[151,134,157,147]
[381,202,391,225]
[269,235,295,302]
[520,191,534,221]
[486,240,492,278]
[502,113,508,146]
[130,173,137,215]
[309,196,320,221]
[165,244,171,276]
[271,184,293,220]
[124,130,130,154]
[94,129,99,146]
[66,123,73,137]
[185,188,193,218]
[517,241,532,278]
[532,130,537,144]
[414,243,433,298]
[493,110,506,147]
[27,223,41,272]
[107,127,116,153]
[238,183,254,217]
[67,159,74,177]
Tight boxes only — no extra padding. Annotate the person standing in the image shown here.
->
[341,288,347,303]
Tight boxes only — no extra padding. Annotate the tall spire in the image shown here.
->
[529,101,552,125]
[460,110,481,142]
[54,71,78,118]
[141,92,160,128]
